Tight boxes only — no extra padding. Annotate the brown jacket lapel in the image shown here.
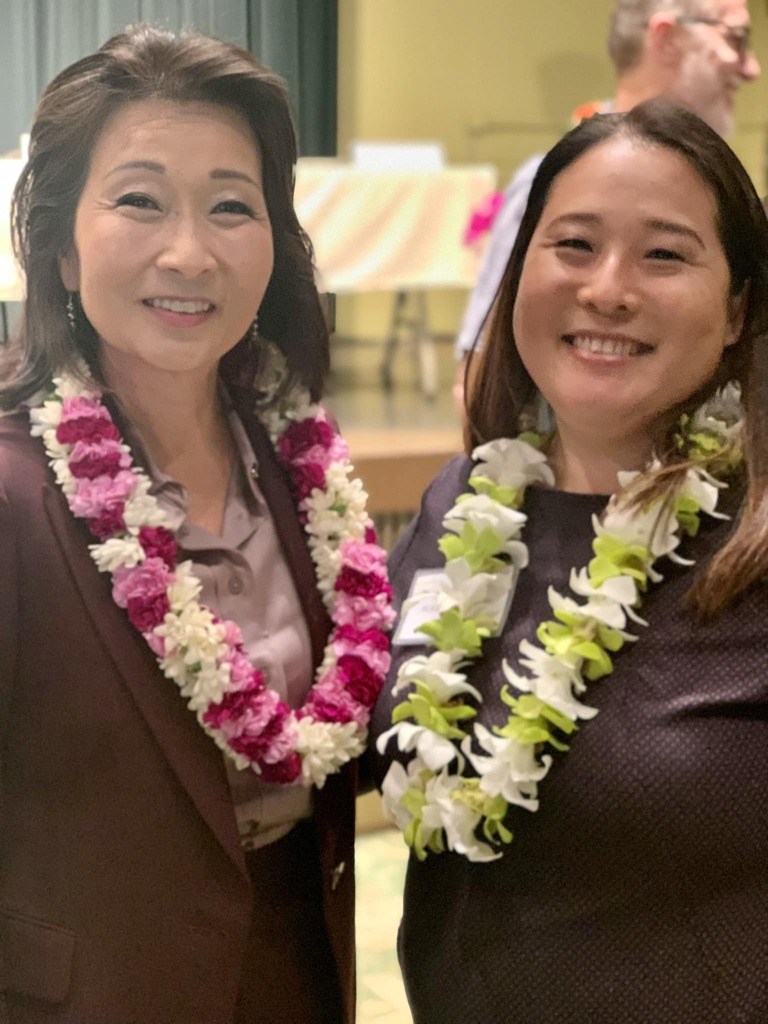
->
[42,484,247,876]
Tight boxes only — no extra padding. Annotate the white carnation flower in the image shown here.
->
[297,718,365,788]
[29,401,63,435]
[89,536,144,572]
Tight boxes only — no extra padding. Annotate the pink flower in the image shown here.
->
[87,505,126,539]
[328,435,350,464]
[334,591,397,631]
[364,525,377,545]
[340,538,388,575]
[56,397,120,444]
[230,704,296,764]
[69,438,131,480]
[334,565,392,600]
[224,649,259,688]
[69,470,135,518]
[112,558,172,632]
[138,526,178,569]
[336,653,383,707]
[278,418,334,462]
[146,631,167,657]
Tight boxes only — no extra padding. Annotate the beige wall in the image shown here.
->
[334,0,768,356]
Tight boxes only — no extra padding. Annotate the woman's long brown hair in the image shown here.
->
[465,100,768,617]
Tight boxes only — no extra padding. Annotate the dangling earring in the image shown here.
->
[66,292,76,332]
[250,312,259,342]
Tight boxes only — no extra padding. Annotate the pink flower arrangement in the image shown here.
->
[33,373,394,788]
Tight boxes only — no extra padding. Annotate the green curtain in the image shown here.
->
[248,0,338,156]
[0,0,337,157]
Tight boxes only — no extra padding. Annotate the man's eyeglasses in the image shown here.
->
[676,16,752,62]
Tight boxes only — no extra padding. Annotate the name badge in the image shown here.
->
[393,566,517,646]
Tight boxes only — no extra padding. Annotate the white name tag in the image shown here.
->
[393,566,517,646]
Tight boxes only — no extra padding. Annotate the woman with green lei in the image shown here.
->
[370,99,768,1023]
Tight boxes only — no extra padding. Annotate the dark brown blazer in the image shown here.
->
[0,402,356,1024]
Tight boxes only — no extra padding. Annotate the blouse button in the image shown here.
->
[228,574,244,595]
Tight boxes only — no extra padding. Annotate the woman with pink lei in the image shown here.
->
[371,101,768,1023]
[0,25,392,1024]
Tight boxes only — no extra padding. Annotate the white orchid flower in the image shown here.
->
[471,437,555,491]
[392,650,481,703]
[442,494,527,540]
[438,560,517,625]
[376,721,461,772]
[464,724,551,809]
[569,567,647,626]
[504,646,599,720]
[548,584,636,634]
[421,771,502,863]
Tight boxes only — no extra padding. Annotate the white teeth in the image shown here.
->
[148,299,213,314]
[569,334,644,357]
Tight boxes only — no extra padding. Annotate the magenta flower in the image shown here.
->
[278,418,334,461]
[305,671,368,725]
[57,397,120,444]
[69,438,131,480]
[259,753,302,784]
[87,505,127,539]
[336,653,384,707]
[138,526,178,569]
[334,565,392,600]
[289,462,326,502]
[230,705,296,765]
[203,680,275,739]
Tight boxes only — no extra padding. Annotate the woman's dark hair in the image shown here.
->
[466,99,768,615]
[3,23,328,406]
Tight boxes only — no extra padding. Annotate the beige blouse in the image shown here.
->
[124,405,314,850]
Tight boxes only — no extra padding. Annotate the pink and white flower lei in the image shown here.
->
[29,358,394,788]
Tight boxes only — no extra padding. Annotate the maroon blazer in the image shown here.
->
[0,402,357,1024]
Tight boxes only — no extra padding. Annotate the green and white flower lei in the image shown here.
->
[378,386,743,862]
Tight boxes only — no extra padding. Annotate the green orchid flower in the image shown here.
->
[419,609,489,658]
[438,522,508,574]
[391,679,477,739]
[588,534,651,589]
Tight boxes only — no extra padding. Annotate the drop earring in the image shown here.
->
[66,292,76,332]
[251,313,259,342]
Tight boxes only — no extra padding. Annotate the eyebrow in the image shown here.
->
[547,212,705,248]
[107,160,261,189]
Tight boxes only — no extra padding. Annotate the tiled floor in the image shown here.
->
[355,828,413,1024]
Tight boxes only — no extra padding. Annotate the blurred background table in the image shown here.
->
[294,158,495,397]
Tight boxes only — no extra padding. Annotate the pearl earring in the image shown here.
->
[66,292,76,332]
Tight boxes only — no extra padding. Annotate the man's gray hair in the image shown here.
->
[608,0,717,73]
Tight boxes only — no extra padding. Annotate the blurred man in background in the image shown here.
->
[455,0,759,398]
